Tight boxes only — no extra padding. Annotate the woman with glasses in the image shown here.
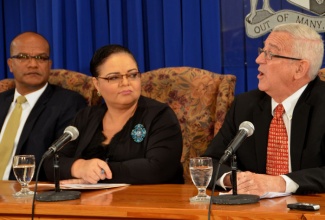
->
[44,44,184,184]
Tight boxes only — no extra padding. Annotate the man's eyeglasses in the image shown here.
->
[97,72,141,84]
[258,48,302,61]
[10,53,50,63]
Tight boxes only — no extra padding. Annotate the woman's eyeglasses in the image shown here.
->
[97,72,141,84]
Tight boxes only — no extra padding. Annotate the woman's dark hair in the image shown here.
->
[90,44,137,77]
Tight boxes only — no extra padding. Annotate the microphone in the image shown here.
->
[219,121,254,164]
[212,121,259,205]
[42,126,79,159]
[36,126,81,202]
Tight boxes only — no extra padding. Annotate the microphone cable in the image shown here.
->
[207,162,221,220]
[31,156,45,220]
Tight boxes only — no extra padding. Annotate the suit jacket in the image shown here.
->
[203,77,325,194]
[0,84,87,181]
[44,96,184,184]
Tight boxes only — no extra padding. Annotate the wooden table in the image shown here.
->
[0,180,324,220]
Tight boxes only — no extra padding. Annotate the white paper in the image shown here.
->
[260,192,291,199]
[61,183,129,190]
[30,183,129,190]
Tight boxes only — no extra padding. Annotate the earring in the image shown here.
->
[97,91,101,96]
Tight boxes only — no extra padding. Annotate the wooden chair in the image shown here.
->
[141,67,236,183]
[0,69,102,106]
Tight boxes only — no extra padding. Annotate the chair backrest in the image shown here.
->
[49,69,102,106]
[141,67,236,183]
[0,78,15,93]
[319,68,325,81]
[0,69,102,106]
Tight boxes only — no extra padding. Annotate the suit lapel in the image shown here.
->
[0,91,14,130]
[16,85,53,154]
[290,80,314,171]
[253,95,272,173]
[290,103,310,171]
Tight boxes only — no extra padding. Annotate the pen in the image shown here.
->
[101,158,109,174]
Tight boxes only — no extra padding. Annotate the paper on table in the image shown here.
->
[260,192,291,199]
[61,183,129,190]
[30,183,129,190]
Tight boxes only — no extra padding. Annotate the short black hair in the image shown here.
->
[90,44,137,77]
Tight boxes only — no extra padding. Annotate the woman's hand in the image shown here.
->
[71,158,112,184]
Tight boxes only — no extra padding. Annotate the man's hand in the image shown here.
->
[71,158,112,184]
[226,171,286,196]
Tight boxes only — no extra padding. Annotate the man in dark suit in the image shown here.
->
[203,23,325,195]
[0,32,86,181]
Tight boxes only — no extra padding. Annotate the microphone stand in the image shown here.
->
[212,154,259,205]
[36,154,81,202]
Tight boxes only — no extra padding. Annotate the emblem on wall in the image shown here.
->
[245,0,325,38]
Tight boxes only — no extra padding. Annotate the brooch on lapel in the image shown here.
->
[131,124,146,143]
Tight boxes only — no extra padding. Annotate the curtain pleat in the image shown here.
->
[92,1,109,50]
[52,0,65,68]
[221,0,246,94]
[182,0,202,68]
[144,0,164,71]
[0,1,6,79]
[76,1,93,74]
[163,0,182,68]
[201,0,222,73]
[108,0,123,45]
[20,0,36,31]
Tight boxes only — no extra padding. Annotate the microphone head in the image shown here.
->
[239,121,254,137]
[64,126,79,141]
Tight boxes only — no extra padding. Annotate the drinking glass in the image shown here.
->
[12,155,35,197]
[189,157,213,202]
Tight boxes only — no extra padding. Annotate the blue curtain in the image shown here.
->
[0,0,221,78]
[0,0,324,95]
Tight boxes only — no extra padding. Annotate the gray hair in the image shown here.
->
[273,23,324,79]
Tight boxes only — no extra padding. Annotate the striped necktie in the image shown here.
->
[0,96,27,178]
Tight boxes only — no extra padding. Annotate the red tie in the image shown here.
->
[266,104,289,175]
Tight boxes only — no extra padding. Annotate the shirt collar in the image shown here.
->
[14,83,48,108]
[271,84,308,120]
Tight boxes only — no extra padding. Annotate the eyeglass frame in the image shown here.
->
[258,48,302,61]
[10,53,50,63]
[97,72,141,84]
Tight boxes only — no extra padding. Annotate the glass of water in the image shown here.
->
[12,155,35,197]
[189,157,213,202]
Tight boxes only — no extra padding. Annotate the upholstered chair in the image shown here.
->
[141,67,236,183]
[0,78,15,93]
[0,69,102,106]
[319,68,325,81]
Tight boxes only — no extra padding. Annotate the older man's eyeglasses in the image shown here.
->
[258,48,302,61]
[97,72,141,84]
[10,53,50,63]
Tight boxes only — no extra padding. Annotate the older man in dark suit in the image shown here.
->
[0,32,86,181]
[203,23,325,195]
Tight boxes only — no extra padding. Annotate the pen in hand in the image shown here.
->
[101,158,109,174]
